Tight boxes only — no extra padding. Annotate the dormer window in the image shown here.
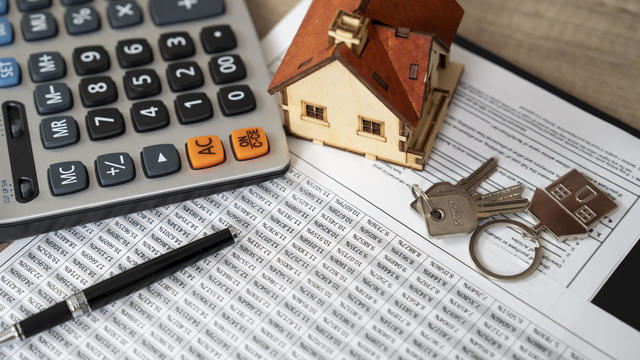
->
[328,10,370,56]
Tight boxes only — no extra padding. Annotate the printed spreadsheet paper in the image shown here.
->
[0,1,639,359]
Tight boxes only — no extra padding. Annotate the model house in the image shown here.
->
[268,0,465,170]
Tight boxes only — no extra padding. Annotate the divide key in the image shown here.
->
[149,0,225,26]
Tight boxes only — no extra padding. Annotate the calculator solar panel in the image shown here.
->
[0,0,290,242]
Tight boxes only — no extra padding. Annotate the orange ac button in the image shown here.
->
[186,135,226,169]
[230,127,270,161]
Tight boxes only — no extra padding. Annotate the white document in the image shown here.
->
[0,1,639,359]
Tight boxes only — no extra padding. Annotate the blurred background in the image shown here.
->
[247,0,640,131]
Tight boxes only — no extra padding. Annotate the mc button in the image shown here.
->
[230,127,269,161]
[48,161,89,196]
[186,135,225,169]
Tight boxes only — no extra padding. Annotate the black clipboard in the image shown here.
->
[454,35,640,331]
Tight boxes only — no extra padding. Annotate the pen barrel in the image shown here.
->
[84,228,235,310]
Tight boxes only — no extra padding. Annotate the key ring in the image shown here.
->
[469,219,543,281]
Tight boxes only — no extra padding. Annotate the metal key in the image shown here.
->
[414,188,529,237]
[410,158,529,237]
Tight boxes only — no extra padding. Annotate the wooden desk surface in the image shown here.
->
[246,0,640,131]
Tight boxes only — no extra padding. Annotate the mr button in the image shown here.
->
[186,136,225,169]
[48,161,89,196]
[230,127,269,161]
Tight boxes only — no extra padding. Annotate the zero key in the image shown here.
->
[230,127,269,161]
[149,0,225,26]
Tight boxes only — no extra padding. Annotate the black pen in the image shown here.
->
[0,226,239,345]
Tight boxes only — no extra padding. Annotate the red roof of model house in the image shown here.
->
[268,0,464,128]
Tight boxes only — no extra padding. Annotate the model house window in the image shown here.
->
[301,101,328,126]
[358,116,385,141]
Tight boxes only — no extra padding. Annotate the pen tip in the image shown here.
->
[228,226,240,241]
[0,325,21,346]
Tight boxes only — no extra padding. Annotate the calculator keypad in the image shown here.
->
[86,108,125,140]
[0,17,13,46]
[123,69,161,100]
[95,153,135,187]
[1,0,289,238]
[79,76,118,107]
[166,61,204,92]
[0,58,20,87]
[159,32,195,61]
[186,136,225,170]
[107,1,143,29]
[17,0,51,12]
[141,144,181,178]
[28,52,66,82]
[209,55,246,85]
[34,83,72,114]
[40,116,80,149]
[131,100,170,132]
[64,5,100,35]
[217,85,256,116]
[149,0,225,26]
[73,45,110,75]
[230,127,269,161]
[21,11,58,41]
[201,25,236,54]
[116,39,153,68]
[48,161,88,196]
[175,92,213,124]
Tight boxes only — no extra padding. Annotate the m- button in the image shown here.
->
[230,127,269,161]
[48,161,89,196]
[186,136,225,169]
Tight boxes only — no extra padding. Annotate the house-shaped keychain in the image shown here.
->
[268,0,465,170]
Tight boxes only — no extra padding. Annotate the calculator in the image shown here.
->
[0,0,290,242]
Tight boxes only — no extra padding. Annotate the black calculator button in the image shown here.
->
[34,83,73,115]
[17,0,50,12]
[149,0,224,26]
[166,61,203,92]
[64,5,100,35]
[116,39,153,68]
[73,46,110,75]
[80,76,118,107]
[95,153,135,187]
[175,92,213,124]
[123,69,161,100]
[107,1,143,29]
[131,100,169,132]
[48,161,88,196]
[159,32,195,61]
[40,116,80,149]
[28,52,66,83]
[21,12,57,41]
[201,25,236,54]
[86,108,125,140]
[217,85,256,117]
[141,144,181,178]
[209,55,246,84]
[62,0,92,5]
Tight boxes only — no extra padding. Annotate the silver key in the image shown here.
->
[410,158,529,237]
[414,188,529,237]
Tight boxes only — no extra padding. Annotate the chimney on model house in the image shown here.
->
[328,10,370,56]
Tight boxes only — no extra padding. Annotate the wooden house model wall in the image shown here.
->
[268,0,465,170]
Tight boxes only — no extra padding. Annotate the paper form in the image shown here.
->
[0,159,638,359]
[0,1,639,358]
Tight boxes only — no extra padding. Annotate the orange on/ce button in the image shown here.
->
[230,127,269,161]
[186,135,226,169]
